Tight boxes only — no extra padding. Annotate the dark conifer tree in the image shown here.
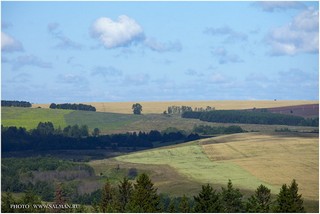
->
[194,183,221,212]
[118,177,133,212]
[128,173,160,212]
[246,184,272,212]
[220,179,244,212]
[274,179,305,212]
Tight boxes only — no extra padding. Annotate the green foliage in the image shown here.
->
[246,184,272,212]
[274,179,305,212]
[1,192,17,213]
[128,173,160,212]
[220,179,244,212]
[183,110,318,127]
[179,195,191,213]
[118,177,133,212]
[194,184,221,212]
[132,103,143,115]
[99,181,119,212]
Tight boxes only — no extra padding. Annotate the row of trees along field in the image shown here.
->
[182,110,319,127]
[164,105,215,115]
[49,103,96,111]
[1,122,200,152]
[2,173,305,213]
[1,100,32,107]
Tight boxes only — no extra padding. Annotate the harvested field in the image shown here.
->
[200,132,319,201]
[33,100,318,114]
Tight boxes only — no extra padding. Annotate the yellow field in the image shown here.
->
[200,132,319,201]
[33,100,318,114]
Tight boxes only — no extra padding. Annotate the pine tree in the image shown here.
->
[168,198,176,213]
[128,173,160,212]
[118,177,133,212]
[179,195,191,213]
[275,179,305,212]
[100,181,118,212]
[194,183,221,212]
[220,179,244,212]
[246,184,272,212]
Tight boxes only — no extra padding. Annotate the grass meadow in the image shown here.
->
[2,107,317,134]
[1,107,70,130]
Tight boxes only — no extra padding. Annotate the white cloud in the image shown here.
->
[266,7,319,55]
[1,32,23,52]
[91,15,144,48]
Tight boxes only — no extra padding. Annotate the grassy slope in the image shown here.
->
[115,141,279,192]
[2,107,317,134]
[32,100,319,114]
[1,107,71,130]
[114,133,318,202]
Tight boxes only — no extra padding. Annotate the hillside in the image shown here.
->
[106,132,318,211]
[32,100,319,114]
[2,106,318,134]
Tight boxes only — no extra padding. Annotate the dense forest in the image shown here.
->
[182,110,319,127]
[49,103,96,111]
[2,171,305,213]
[1,122,200,152]
[1,100,32,107]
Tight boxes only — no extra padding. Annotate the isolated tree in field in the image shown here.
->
[220,179,244,212]
[132,103,142,115]
[274,179,304,212]
[128,173,160,212]
[246,184,272,212]
[194,183,221,212]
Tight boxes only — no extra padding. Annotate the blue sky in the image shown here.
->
[1,1,319,103]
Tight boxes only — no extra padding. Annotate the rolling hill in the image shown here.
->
[105,132,318,211]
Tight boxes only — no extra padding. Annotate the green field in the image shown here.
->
[115,142,280,192]
[109,132,318,211]
[1,107,317,134]
[1,107,71,130]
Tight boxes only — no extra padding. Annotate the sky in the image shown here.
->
[1,1,319,103]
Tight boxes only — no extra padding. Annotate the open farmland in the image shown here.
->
[2,106,318,134]
[110,132,318,211]
[0,107,71,130]
[200,132,319,201]
[32,100,319,114]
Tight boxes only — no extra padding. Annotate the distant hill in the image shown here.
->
[32,100,319,114]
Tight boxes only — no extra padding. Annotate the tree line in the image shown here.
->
[165,105,215,115]
[1,100,32,108]
[49,103,96,111]
[182,110,319,127]
[2,173,305,213]
[1,122,200,152]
